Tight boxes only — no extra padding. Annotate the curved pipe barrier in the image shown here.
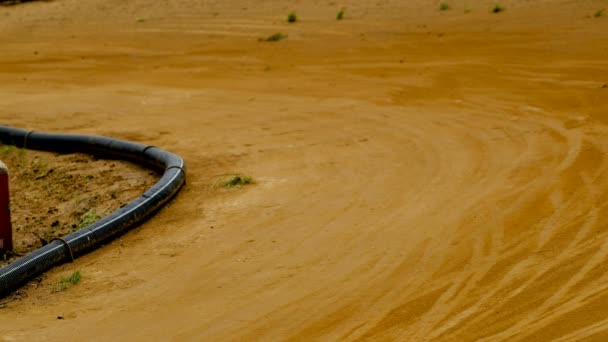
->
[0,126,186,297]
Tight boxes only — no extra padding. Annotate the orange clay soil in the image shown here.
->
[0,0,607,340]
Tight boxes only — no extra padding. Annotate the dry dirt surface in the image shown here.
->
[0,0,607,340]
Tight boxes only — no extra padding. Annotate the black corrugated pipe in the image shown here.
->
[0,125,186,298]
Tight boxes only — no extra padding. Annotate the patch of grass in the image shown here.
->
[439,2,449,11]
[77,210,100,230]
[1,145,26,168]
[224,175,254,188]
[337,8,345,20]
[54,271,81,292]
[1,145,25,160]
[287,12,297,23]
[1,145,16,155]
[492,4,504,13]
[259,32,287,42]
[595,9,605,17]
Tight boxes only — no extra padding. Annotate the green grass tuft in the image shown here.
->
[492,4,504,13]
[77,210,100,230]
[595,9,605,17]
[439,2,449,11]
[259,33,287,42]
[224,175,254,188]
[287,12,297,23]
[1,145,16,155]
[54,271,82,291]
[337,9,345,20]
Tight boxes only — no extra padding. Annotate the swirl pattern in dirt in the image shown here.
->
[0,0,607,340]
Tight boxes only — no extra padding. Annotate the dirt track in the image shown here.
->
[1,0,608,340]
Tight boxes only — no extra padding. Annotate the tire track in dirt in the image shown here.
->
[417,121,608,341]
[350,109,592,341]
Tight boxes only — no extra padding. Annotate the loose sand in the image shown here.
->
[0,0,607,340]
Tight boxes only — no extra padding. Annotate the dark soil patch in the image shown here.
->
[0,0,49,6]
[0,145,158,266]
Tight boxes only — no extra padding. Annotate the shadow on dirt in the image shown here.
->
[0,0,51,6]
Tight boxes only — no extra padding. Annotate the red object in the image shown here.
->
[0,163,12,253]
